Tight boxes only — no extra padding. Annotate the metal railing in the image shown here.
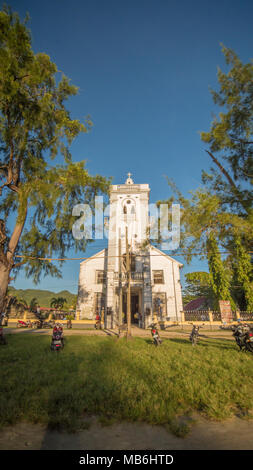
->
[184,310,211,322]
[237,311,253,321]
[183,310,253,323]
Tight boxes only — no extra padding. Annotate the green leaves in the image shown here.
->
[206,232,234,308]
[231,234,253,311]
[200,45,253,215]
[0,6,111,285]
[183,271,213,306]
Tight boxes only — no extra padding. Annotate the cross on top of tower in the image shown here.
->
[125,172,134,185]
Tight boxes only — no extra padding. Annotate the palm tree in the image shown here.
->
[50,297,67,310]
[29,297,38,312]
[4,295,27,316]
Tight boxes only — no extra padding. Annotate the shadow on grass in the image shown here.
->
[102,329,119,337]
[3,333,250,446]
[164,336,237,352]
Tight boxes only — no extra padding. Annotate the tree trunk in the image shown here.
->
[0,206,27,314]
[0,262,11,314]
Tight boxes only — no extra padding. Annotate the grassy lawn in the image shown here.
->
[1,333,253,435]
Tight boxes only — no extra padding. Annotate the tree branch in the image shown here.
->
[205,150,251,214]
[205,150,237,189]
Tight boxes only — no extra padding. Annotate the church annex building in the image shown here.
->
[76,174,183,328]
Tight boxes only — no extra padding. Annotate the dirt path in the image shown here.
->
[5,326,235,341]
[1,414,253,450]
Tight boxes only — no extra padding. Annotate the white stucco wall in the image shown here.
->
[77,250,106,319]
[150,246,183,321]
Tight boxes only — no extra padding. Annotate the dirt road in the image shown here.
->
[5,325,235,341]
[1,414,253,450]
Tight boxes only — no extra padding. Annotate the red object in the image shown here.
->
[96,315,100,321]
[249,333,253,337]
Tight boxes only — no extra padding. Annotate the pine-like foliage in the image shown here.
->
[231,234,253,311]
[160,46,253,312]
[0,7,110,309]
[201,44,253,218]
[182,271,213,305]
[206,232,234,309]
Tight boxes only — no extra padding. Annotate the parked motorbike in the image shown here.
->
[0,327,7,345]
[150,323,162,346]
[231,322,253,353]
[50,323,64,351]
[94,315,102,330]
[16,319,34,328]
[189,324,204,346]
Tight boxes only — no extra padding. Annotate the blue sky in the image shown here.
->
[6,0,253,293]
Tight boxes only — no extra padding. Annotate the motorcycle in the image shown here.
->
[94,315,102,330]
[0,327,7,345]
[150,323,162,346]
[50,323,64,351]
[16,319,34,328]
[189,324,204,346]
[231,322,253,353]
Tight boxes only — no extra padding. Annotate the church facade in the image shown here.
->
[76,175,183,328]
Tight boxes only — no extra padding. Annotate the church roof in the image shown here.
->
[80,249,106,265]
[150,244,183,267]
[80,245,183,267]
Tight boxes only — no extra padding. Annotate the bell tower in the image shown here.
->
[105,174,151,325]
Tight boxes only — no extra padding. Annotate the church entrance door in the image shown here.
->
[123,292,140,324]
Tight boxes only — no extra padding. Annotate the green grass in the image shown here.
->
[1,333,253,435]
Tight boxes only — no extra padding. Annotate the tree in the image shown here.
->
[29,297,38,312]
[182,271,213,305]
[230,233,253,311]
[0,7,110,313]
[201,44,253,219]
[7,294,27,313]
[50,297,67,310]
[159,46,253,311]
[206,231,235,309]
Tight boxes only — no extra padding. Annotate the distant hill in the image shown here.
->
[7,287,77,309]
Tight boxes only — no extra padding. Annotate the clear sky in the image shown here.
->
[6,0,253,293]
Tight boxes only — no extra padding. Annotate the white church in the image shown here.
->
[76,174,183,328]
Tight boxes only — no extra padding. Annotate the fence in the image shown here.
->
[183,310,253,324]
[184,310,218,322]
[237,311,253,322]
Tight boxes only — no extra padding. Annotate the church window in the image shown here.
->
[153,270,164,284]
[96,270,105,284]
